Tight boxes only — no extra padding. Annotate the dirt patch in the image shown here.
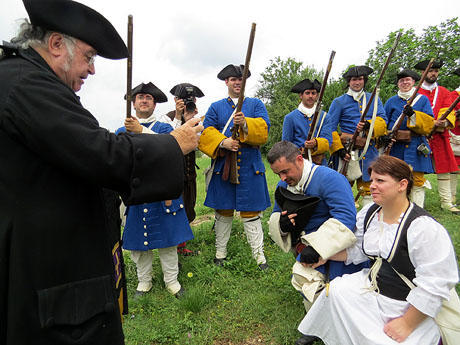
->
[190,214,214,226]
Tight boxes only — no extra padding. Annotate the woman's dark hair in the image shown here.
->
[368,156,413,196]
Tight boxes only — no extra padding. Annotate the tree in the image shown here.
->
[255,57,343,154]
[366,18,460,102]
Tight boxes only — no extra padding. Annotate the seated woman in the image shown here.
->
[297,155,459,345]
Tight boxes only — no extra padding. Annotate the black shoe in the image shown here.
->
[175,287,186,299]
[213,257,226,267]
[133,290,147,299]
[294,334,320,345]
[258,262,269,271]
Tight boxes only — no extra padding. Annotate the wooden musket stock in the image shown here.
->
[427,92,460,139]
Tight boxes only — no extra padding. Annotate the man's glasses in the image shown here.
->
[75,44,97,67]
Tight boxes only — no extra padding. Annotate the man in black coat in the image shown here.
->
[0,1,202,344]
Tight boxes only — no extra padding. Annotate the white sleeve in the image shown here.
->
[345,204,372,265]
[406,216,459,317]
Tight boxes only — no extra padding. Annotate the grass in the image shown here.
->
[121,154,460,345]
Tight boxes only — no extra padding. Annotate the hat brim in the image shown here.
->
[23,0,128,59]
[275,186,321,230]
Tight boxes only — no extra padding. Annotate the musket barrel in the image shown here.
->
[229,23,257,184]
[306,50,335,142]
[126,15,133,119]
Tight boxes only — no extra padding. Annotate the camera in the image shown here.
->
[177,85,196,112]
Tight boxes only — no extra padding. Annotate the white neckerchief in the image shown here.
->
[298,103,316,118]
[137,113,156,124]
[287,159,314,195]
[397,87,415,100]
[421,81,438,91]
[421,82,439,110]
[230,96,239,105]
[347,88,365,102]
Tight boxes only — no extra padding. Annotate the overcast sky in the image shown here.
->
[1,0,459,131]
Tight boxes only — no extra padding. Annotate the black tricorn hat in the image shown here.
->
[170,83,205,98]
[413,59,444,71]
[275,186,321,231]
[291,78,321,93]
[397,69,420,82]
[23,0,128,59]
[452,67,460,77]
[217,64,251,80]
[343,65,374,79]
[125,82,168,103]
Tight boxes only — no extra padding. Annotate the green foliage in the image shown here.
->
[366,18,460,103]
[255,56,343,154]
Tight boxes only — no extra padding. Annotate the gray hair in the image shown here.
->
[11,19,76,58]
[267,141,301,164]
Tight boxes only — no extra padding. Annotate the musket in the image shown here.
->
[384,58,434,155]
[126,15,133,118]
[303,51,336,162]
[427,92,460,139]
[227,23,256,184]
[340,32,401,176]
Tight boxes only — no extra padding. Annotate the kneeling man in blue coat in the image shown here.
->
[267,141,368,345]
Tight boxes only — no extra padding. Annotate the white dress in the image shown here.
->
[297,203,459,345]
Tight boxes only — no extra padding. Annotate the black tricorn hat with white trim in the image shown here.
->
[217,64,251,80]
[23,0,128,59]
[396,69,420,82]
[125,82,168,103]
[413,59,444,70]
[342,65,374,79]
[275,186,321,231]
[291,78,321,93]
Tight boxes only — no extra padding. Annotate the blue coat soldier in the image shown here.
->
[384,69,434,208]
[267,141,368,345]
[283,78,332,165]
[328,66,387,206]
[198,64,271,269]
[116,82,193,297]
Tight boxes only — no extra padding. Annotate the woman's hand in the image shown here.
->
[383,317,413,343]
[383,305,426,343]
